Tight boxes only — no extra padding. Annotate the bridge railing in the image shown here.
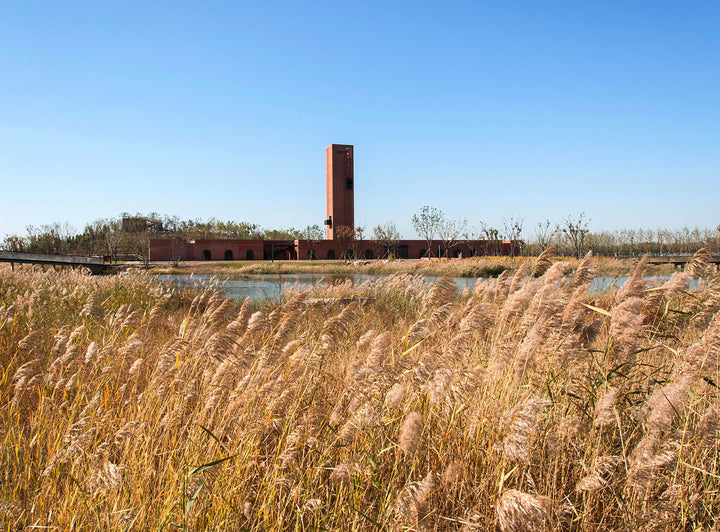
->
[0,251,105,265]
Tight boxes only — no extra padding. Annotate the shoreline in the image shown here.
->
[146,255,681,279]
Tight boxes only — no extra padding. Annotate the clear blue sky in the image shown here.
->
[1,1,718,240]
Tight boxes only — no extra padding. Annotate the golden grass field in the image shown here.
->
[1,250,719,530]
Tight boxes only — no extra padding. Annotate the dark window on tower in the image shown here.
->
[346,178,353,190]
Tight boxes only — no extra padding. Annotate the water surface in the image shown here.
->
[156,273,682,301]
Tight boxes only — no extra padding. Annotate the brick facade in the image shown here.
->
[150,237,516,261]
[149,239,264,262]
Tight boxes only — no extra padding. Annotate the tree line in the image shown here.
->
[397,208,717,259]
[2,210,717,261]
[523,214,720,258]
[1,214,324,261]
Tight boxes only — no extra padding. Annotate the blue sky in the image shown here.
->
[1,1,718,240]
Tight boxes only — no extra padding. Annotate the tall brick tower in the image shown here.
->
[325,144,354,240]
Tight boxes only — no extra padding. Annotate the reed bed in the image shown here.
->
[152,255,677,279]
[1,252,719,530]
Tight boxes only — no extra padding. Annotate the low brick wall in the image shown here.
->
[150,238,518,261]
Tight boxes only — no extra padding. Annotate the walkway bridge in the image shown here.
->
[643,254,720,267]
[0,251,117,274]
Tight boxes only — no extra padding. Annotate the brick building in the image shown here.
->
[149,144,515,261]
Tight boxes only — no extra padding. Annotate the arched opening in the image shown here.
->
[224,249,233,260]
[246,249,254,260]
[345,249,354,260]
[307,249,316,260]
[202,250,211,261]
[453,249,462,258]
[327,249,335,260]
[364,249,374,259]
[419,249,426,258]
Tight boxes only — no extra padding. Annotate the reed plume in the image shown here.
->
[393,472,435,530]
[496,489,551,532]
[500,398,551,463]
[399,411,424,459]
[424,277,458,310]
[687,246,714,279]
[593,387,619,428]
[532,246,557,277]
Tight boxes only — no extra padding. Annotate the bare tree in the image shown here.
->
[585,230,617,256]
[300,224,323,260]
[503,216,524,257]
[561,213,590,258]
[170,237,185,267]
[656,227,671,256]
[438,216,467,257]
[620,228,636,256]
[25,223,76,255]
[481,222,501,256]
[352,225,365,260]
[463,225,484,257]
[411,205,443,257]
[2,235,24,252]
[123,231,151,267]
[101,219,122,262]
[535,219,558,250]
[373,221,401,258]
[334,225,358,260]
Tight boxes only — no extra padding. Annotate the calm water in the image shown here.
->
[155,273,682,301]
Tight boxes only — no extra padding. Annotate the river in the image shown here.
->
[154,273,685,301]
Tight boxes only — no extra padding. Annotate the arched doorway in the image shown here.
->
[345,249,354,260]
[419,249,426,258]
[327,249,335,260]
[246,250,254,260]
[224,250,233,260]
[202,250,211,261]
[364,249,374,259]
[453,249,462,258]
[307,249,316,260]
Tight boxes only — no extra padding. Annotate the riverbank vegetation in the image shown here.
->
[2,250,720,529]
[148,255,679,279]
[1,215,323,262]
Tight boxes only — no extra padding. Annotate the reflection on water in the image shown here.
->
[155,274,372,302]
[156,273,477,301]
[156,273,686,302]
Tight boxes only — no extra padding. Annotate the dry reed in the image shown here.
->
[1,255,719,530]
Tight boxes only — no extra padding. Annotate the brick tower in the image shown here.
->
[325,144,354,240]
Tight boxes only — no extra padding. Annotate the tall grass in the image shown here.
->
[1,253,719,530]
